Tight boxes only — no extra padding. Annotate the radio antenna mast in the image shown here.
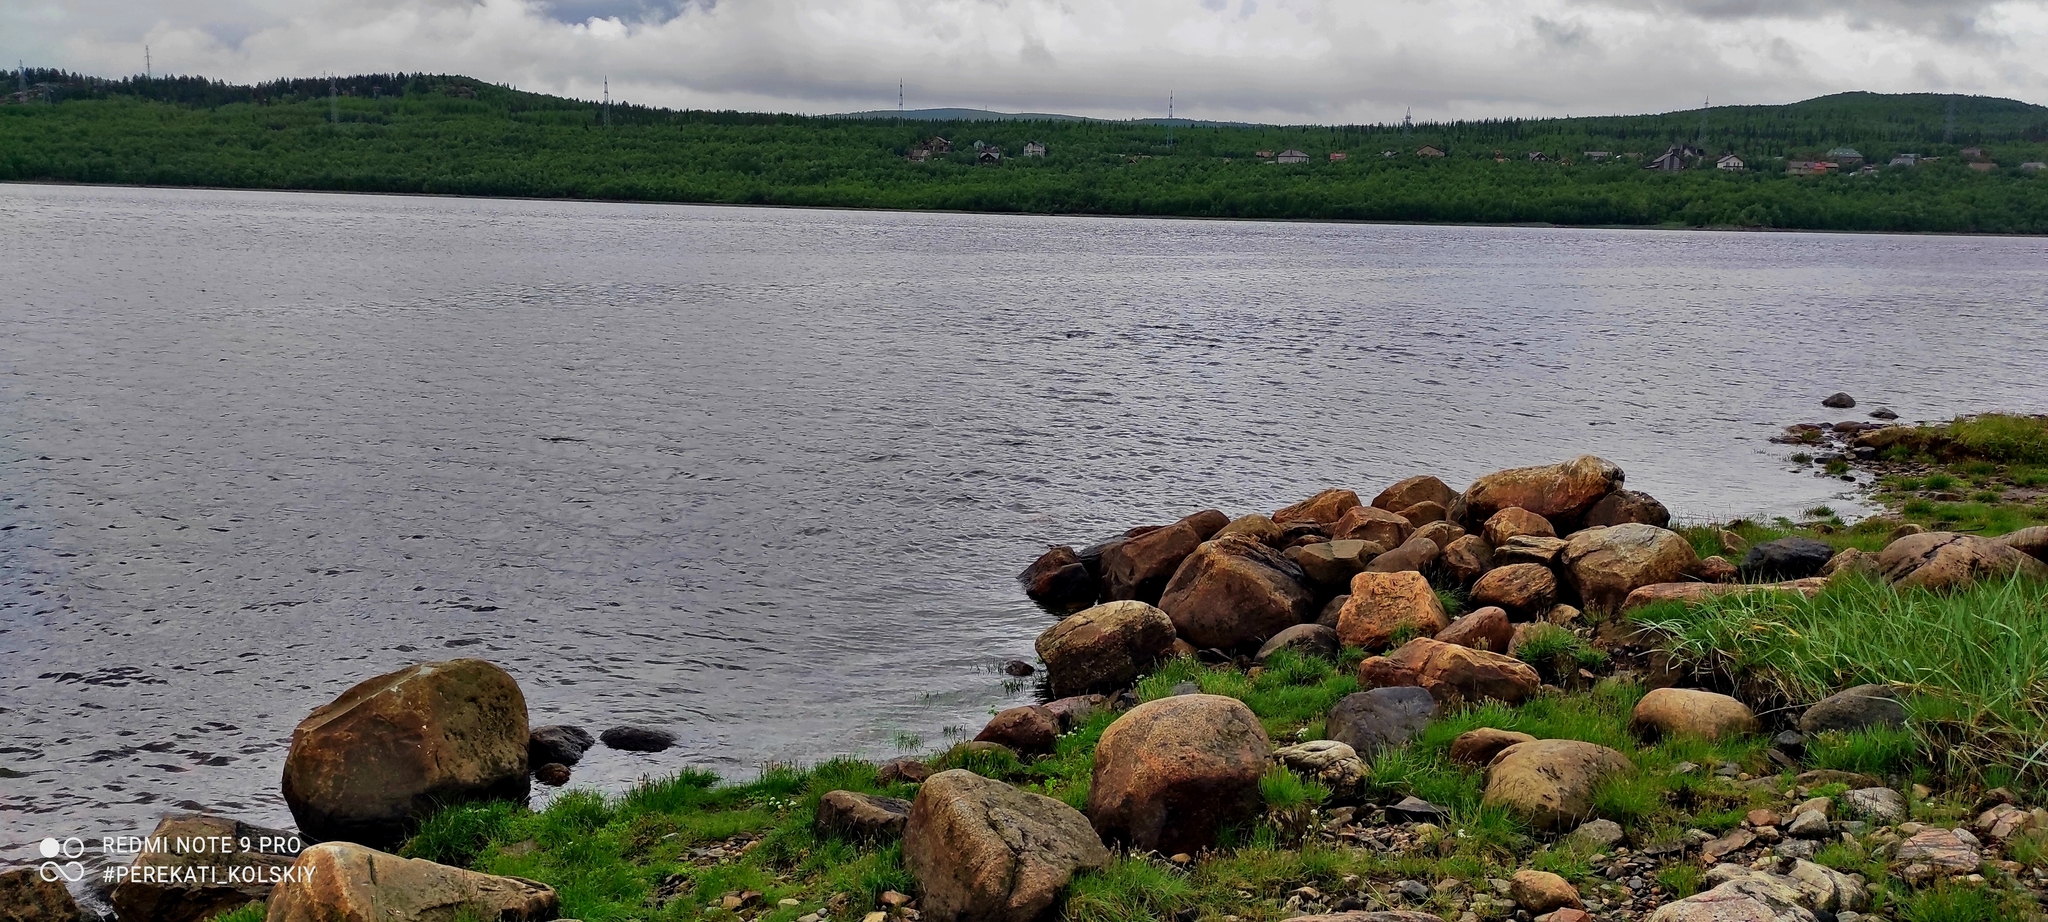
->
[897,80,903,124]
[145,45,151,80]
[603,76,611,128]
[1167,91,1174,149]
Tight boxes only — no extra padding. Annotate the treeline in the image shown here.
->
[4,71,2047,233]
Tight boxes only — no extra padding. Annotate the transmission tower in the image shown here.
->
[1402,107,1412,137]
[145,45,151,80]
[603,77,610,128]
[1167,91,1174,149]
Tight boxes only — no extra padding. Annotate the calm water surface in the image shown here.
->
[4,183,2046,859]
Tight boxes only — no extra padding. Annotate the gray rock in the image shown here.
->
[1822,393,1856,409]
[1798,685,1907,735]
[1570,819,1625,849]
[815,790,912,842]
[1255,624,1339,665]
[1740,537,1838,581]
[904,769,1110,922]
[0,867,84,922]
[1787,809,1832,839]
[1841,788,1905,824]
[1325,687,1437,759]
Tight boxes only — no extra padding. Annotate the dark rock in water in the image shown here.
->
[1326,687,1438,759]
[1822,392,1856,408]
[1385,796,1450,823]
[600,726,678,752]
[1739,536,1837,581]
[1019,545,1098,613]
[1799,684,1908,735]
[877,757,932,785]
[816,790,912,842]
[534,763,572,787]
[529,724,595,767]
[1870,407,1899,420]
[1003,659,1036,677]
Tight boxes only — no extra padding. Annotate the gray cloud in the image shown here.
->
[3,0,2043,122]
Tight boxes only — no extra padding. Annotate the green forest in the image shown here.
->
[5,70,2048,232]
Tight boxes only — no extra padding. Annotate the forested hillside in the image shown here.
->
[5,70,2047,232]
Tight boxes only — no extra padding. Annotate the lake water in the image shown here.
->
[4,183,2046,860]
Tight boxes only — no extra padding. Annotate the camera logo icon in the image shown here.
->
[38,837,86,882]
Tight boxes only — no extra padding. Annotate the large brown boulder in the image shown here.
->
[2000,525,2048,563]
[1621,579,1826,611]
[1434,606,1513,653]
[0,867,84,922]
[1583,490,1672,529]
[266,843,557,922]
[906,770,1109,922]
[1035,600,1177,697]
[1383,638,1541,705]
[1335,570,1449,652]
[1362,533,1441,574]
[1483,739,1634,831]
[817,790,913,841]
[1412,520,1467,551]
[1440,534,1494,585]
[1562,524,1699,614]
[1448,728,1536,766]
[1877,531,2048,591]
[1631,688,1760,741]
[1482,507,1556,546]
[110,814,300,922]
[1287,540,1384,592]
[1459,456,1624,528]
[1372,475,1459,512]
[1101,511,1222,603]
[1395,501,1447,527]
[1255,623,1339,665]
[1331,505,1413,548]
[1274,489,1361,525]
[1018,546,1097,612]
[1213,513,1285,546]
[282,659,530,847]
[1469,564,1558,618]
[1158,537,1316,649]
[1088,695,1270,854]
[1495,535,1569,567]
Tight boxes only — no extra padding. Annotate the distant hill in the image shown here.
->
[831,106,1253,127]
[6,70,2046,233]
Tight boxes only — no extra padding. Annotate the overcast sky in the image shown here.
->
[8,0,2046,123]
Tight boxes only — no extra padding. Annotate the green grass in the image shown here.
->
[1635,573,2048,787]
[1806,726,1920,777]
[1944,414,2048,465]
[209,904,267,922]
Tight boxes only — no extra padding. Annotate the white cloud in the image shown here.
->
[5,0,2045,122]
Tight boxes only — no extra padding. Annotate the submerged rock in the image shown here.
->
[1018,545,1098,612]
[1822,392,1856,408]
[528,725,594,767]
[600,726,678,752]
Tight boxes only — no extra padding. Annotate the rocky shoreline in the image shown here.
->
[10,415,2048,922]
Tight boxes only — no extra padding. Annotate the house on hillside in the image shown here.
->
[1255,149,1274,159]
[1328,151,1347,162]
[1416,145,1446,158]
[2023,162,2045,172]
[1023,141,1046,157]
[1527,151,1549,162]
[976,146,1003,164]
[1890,153,1919,167]
[1716,153,1746,171]
[1381,150,1398,158]
[906,136,952,162]
[1645,144,1701,171]
[1961,146,1986,160]
[1786,160,1838,176]
[1276,149,1310,164]
[1826,147,1863,166]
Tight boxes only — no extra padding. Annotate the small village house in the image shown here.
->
[1645,144,1701,171]
[1890,153,1919,167]
[1527,151,1548,162]
[1328,151,1347,162]
[1255,149,1274,159]
[1023,141,1046,157]
[1826,147,1863,166]
[1381,150,1398,158]
[2023,162,2045,172]
[1969,161,1997,172]
[1786,160,1838,176]
[905,136,952,162]
[1960,146,1986,160]
[1715,153,1745,171]
[1276,149,1310,164]
[1416,145,1446,158]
